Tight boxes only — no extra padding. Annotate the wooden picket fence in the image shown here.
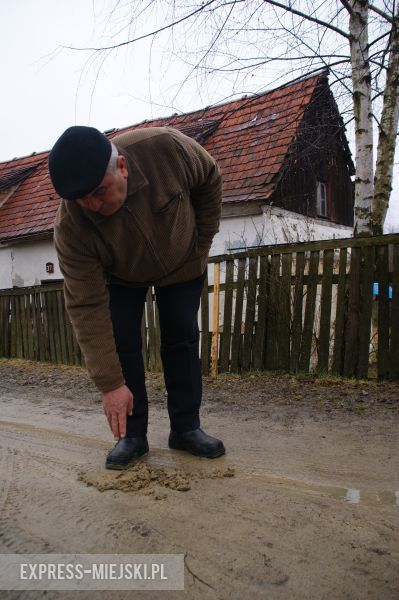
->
[0,233,398,379]
[0,286,162,371]
[0,285,83,366]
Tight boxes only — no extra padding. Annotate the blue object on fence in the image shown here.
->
[373,282,393,299]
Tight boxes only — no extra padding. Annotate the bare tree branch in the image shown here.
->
[170,0,239,104]
[368,2,394,24]
[263,0,350,38]
[64,0,230,51]
[367,29,392,50]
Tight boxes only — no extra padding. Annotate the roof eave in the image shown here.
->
[0,230,54,246]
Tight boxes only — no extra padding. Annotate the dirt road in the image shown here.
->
[0,359,398,599]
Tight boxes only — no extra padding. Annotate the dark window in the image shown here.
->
[316,181,327,217]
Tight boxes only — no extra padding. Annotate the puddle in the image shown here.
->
[79,448,398,507]
[247,470,399,507]
[106,451,398,508]
[343,488,399,506]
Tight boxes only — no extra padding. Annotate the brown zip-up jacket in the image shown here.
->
[54,127,222,392]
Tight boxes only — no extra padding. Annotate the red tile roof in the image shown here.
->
[0,72,326,243]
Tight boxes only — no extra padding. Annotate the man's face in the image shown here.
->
[76,155,128,216]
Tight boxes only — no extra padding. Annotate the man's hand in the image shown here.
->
[102,385,133,439]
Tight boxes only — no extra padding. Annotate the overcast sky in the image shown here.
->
[1,0,173,159]
[1,0,398,228]
[1,0,233,161]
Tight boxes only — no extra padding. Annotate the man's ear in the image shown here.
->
[117,155,128,178]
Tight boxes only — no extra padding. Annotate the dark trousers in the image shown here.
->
[108,270,206,436]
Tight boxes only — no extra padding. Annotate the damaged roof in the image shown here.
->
[0,71,346,243]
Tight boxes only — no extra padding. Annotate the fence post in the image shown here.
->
[200,270,210,375]
[211,263,220,379]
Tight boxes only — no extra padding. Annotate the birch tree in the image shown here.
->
[369,1,399,234]
[72,0,399,235]
[346,0,399,234]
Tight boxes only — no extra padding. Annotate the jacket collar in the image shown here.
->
[118,145,148,197]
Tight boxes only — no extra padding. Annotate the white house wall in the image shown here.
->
[1,239,62,289]
[0,246,12,290]
[210,206,353,257]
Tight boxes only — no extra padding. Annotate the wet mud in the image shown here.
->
[78,462,235,494]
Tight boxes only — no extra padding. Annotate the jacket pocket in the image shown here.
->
[155,191,183,214]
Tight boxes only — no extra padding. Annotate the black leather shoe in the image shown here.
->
[105,436,149,470]
[169,428,225,458]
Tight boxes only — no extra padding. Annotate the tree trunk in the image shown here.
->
[350,0,374,236]
[371,4,399,235]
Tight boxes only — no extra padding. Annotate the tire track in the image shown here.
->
[0,444,56,555]
[0,445,16,521]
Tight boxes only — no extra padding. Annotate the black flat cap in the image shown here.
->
[48,126,112,200]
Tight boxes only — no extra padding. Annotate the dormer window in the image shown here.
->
[316,181,327,217]
[0,165,38,208]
